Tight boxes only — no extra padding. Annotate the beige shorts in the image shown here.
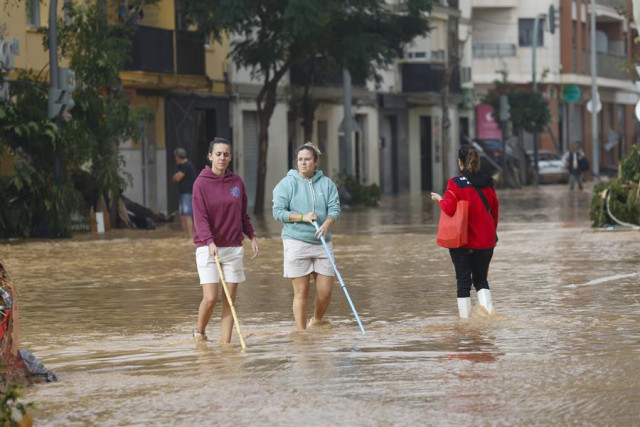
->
[195,246,246,284]
[282,239,334,278]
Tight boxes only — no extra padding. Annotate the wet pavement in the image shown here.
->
[1,183,639,425]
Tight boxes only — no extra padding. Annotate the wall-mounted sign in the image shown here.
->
[562,85,581,103]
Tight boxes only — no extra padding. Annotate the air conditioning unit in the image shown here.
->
[0,40,15,71]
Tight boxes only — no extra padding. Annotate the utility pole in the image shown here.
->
[531,13,545,183]
[48,0,62,180]
[590,0,599,177]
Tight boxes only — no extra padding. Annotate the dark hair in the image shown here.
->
[458,145,481,173]
[208,137,232,154]
[174,147,187,159]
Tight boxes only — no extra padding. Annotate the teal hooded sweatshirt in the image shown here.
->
[272,169,341,244]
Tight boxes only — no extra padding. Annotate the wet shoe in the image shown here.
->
[192,331,208,342]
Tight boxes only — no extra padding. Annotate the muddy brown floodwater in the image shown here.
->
[1,184,639,425]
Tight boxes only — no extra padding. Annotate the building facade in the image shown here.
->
[469,0,637,174]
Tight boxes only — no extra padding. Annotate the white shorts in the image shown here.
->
[195,246,246,285]
[283,239,335,278]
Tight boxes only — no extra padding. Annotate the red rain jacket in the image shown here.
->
[439,174,499,249]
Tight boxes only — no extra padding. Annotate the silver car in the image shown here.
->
[528,151,569,184]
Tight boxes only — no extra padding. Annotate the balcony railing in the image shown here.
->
[123,25,205,75]
[572,49,628,79]
[597,52,628,79]
[472,42,516,58]
[595,0,627,9]
[124,26,173,73]
[176,30,205,75]
[401,63,461,94]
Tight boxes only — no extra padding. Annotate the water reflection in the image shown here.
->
[1,184,639,424]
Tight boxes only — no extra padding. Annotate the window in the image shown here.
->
[519,19,544,47]
[27,0,41,27]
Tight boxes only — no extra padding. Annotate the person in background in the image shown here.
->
[191,138,259,342]
[431,145,499,318]
[562,141,588,191]
[272,142,341,330]
[173,148,196,239]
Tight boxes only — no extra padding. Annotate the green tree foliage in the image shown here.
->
[289,0,433,143]
[0,3,147,238]
[0,71,79,237]
[180,0,432,212]
[483,70,551,134]
[0,381,33,426]
[590,145,640,227]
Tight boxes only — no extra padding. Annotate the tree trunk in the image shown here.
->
[301,83,315,143]
[254,64,290,214]
[440,17,458,183]
[254,83,278,215]
[441,75,451,182]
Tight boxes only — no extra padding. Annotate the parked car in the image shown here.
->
[527,150,569,184]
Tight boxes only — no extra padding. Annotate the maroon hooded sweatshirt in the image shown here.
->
[192,166,255,248]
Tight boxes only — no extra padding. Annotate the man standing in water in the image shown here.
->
[173,147,195,238]
[562,141,588,191]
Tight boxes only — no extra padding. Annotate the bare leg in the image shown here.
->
[291,276,311,330]
[312,273,333,323]
[197,283,218,335]
[220,282,238,344]
[185,215,194,238]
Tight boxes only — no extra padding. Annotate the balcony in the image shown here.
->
[472,0,518,8]
[401,63,461,94]
[597,52,628,79]
[571,49,628,79]
[176,30,205,75]
[472,42,516,58]
[123,26,205,75]
[595,0,627,9]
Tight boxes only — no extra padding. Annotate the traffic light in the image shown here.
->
[548,5,558,35]
[47,67,76,119]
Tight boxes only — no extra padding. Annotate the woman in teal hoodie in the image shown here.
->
[272,143,341,330]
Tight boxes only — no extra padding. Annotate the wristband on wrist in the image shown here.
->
[299,213,304,222]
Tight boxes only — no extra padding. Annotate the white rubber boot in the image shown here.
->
[477,288,493,314]
[457,297,471,318]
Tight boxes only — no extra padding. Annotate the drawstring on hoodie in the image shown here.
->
[306,178,316,212]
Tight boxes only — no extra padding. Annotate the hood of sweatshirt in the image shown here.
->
[461,170,494,188]
[197,166,234,182]
[286,169,326,183]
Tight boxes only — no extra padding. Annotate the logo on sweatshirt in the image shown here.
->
[230,186,241,199]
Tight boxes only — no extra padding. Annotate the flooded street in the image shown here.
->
[2,184,639,426]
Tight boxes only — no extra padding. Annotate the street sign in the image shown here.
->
[562,85,581,103]
[586,97,602,113]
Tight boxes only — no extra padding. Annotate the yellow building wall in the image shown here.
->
[1,0,68,77]
[139,0,175,30]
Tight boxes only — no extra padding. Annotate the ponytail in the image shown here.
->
[458,145,481,174]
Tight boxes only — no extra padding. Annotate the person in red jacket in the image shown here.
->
[191,137,259,343]
[430,145,499,318]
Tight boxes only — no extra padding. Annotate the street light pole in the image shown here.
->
[590,0,599,177]
[531,13,545,183]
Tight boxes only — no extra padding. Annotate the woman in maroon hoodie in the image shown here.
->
[191,137,259,343]
[431,145,499,318]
